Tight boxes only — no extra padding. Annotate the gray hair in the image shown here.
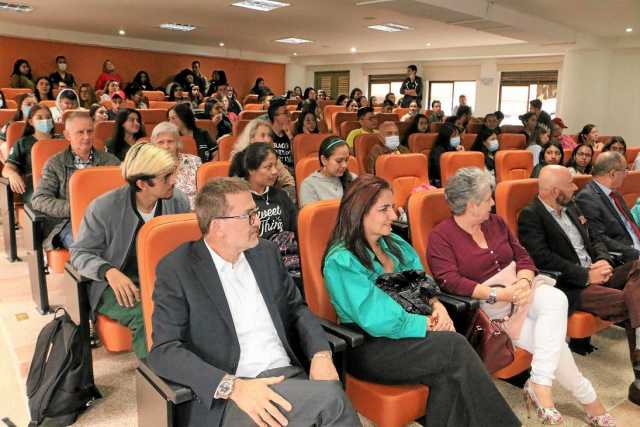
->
[444,167,495,215]
[592,151,626,176]
[195,178,251,235]
[231,118,272,158]
[150,121,181,148]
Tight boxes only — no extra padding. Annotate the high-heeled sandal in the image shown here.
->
[523,380,563,425]
[586,412,616,427]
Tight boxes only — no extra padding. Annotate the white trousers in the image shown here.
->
[512,285,597,404]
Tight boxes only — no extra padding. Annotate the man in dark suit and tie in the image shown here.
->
[147,178,361,426]
[575,151,640,263]
[518,165,640,405]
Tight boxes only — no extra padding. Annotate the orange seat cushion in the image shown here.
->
[567,311,612,339]
[345,374,428,427]
[492,347,533,379]
[95,314,133,353]
[46,249,70,274]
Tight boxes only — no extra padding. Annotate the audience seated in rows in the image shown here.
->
[105,109,146,161]
[346,107,376,150]
[530,140,564,178]
[428,99,445,123]
[293,108,319,136]
[268,97,294,172]
[530,99,552,131]
[518,163,640,408]
[428,123,464,187]
[51,88,80,123]
[400,100,419,122]
[470,127,500,173]
[89,104,109,123]
[34,77,54,102]
[400,113,429,147]
[551,117,576,150]
[78,83,98,109]
[366,121,409,174]
[0,93,38,162]
[453,105,472,135]
[429,167,612,425]
[323,174,519,426]
[31,112,120,249]
[201,99,233,138]
[520,112,539,146]
[168,103,217,162]
[579,124,603,151]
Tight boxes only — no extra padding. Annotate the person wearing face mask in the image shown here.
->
[50,88,80,123]
[0,93,39,162]
[429,123,464,187]
[470,128,500,174]
[2,105,58,202]
[365,121,409,175]
[49,56,76,89]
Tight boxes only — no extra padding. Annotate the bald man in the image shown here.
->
[365,121,409,174]
[517,165,640,405]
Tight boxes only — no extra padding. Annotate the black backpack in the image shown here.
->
[26,308,102,426]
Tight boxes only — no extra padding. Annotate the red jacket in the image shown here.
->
[95,72,123,91]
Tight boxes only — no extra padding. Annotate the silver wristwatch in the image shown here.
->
[486,288,498,304]
[214,374,237,400]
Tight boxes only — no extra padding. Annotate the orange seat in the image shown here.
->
[498,133,526,150]
[137,214,201,350]
[142,91,166,101]
[195,119,215,138]
[339,121,360,139]
[39,100,57,108]
[626,147,640,165]
[238,110,266,121]
[408,133,437,158]
[180,136,198,157]
[439,151,485,186]
[563,148,573,164]
[323,105,345,132]
[0,109,17,126]
[429,122,443,133]
[243,104,263,111]
[139,109,167,127]
[233,119,251,136]
[573,174,592,190]
[196,161,230,189]
[217,134,236,161]
[393,107,409,117]
[495,150,534,182]
[148,101,176,110]
[94,120,116,151]
[501,125,525,134]
[5,100,17,109]
[495,178,613,339]
[242,94,259,105]
[466,123,483,134]
[620,170,640,208]
[295,157,359,203]
[69,166,131,352]
[6,121,26,153]
[298,200,429,427]
[407,189,533,379]
[461,133,476,150]
[354,133,381,174]
[375,153,428,208]
[292,133,333,166]
[374,113,400,124]
[2,87,32,101]
[333,112,357,137]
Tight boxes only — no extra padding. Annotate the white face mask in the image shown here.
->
[486,138,499,152]
[450,136,461,148]
[0,99,3,108]
[384,135,400,150]
[58,63,67,72]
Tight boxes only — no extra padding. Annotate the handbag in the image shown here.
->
[375,270,441,315]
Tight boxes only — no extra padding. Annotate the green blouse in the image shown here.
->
[323,233,428,339]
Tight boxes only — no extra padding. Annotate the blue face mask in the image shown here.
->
[450,136,461,148]
[487,138,500,152]
[21,104,32,118]
[34,119,54,134]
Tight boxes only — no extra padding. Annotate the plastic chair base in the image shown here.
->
[567,311,612,339]
[345,374,428,427]
[96,314,133,353]
[46,249,70,274]
[493,347,533,380]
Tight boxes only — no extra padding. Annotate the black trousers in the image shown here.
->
[347,330,520,427]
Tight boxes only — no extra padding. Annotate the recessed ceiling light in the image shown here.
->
[426,42,431,47]
[275,37,312,44]
[0,2,33,13]
[350,47,357,53]
[293,52,297,56]
[626,27,633,33]
[368,23,413,32]
[232,0,290,12]
[118,29,126,36]
[160,23,196,32]
[219,42,225,47]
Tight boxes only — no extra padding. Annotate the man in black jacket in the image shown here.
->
[518,165,640,405]
[400,64,423,108]
[576,151,640,263]
[148,178,360,426]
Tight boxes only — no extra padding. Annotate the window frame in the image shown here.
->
[427,80,476,115]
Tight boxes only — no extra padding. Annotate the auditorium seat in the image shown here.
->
[142,90,166,101]
[233,119,251,136]
[294,157,359,204]
[439,151,485,186]
[500,125,525,134]
[429,122,443,133]
[6,121,26,152]
[494,178,613,340]
[139,109,167,127]
[238,110,265,121]
[467,123,483,134]
[626,147,640,165]
[4,100,17,109]
[374,112,400,124]
[298,200,430,427]
[1,87,31,101]
[323,105,345,132]
[148,101,176,110]
[408,133,437,159]
[94,120,116,150]
[375,153,428,208]
[242,94,259,105]
[393,107,409,117]
[563,148,573,164]
[573,174,592,190]
[292,132,333,165]
[38,100,56,108]
[354,133,381,174]
[333,112,357,137]
[461,133,476,150]
[498,133,526,150]
[194,119,215,137]
[495,150,534,182]
[407,189,533,379]
[339,121,360,139]
[179,136,198,157]
[243,104,263,111]
[217,134,236,161]
[196,161,231,189]
[620,170,640,208]
[68,166,132,352]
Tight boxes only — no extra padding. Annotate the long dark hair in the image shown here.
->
[11,59,32,80]
[170,103,197,132]
[23,104,54,138]
[603,136,626,153]
[294,110,319,135]
[568,143,594,174]
[538,140,564,165]
[578,124,596,145]
[251,78,265,94]
[335,94,348,106]
[323,174,404,271]
[433,123,457,151]
[401,113,428,147]
[318,136,353,191]
[167,83,183,101]
[12,93,37,122]
[109,109,146,154]
[34,77,54,101]
[229,142,275,179]
[470,127,497,154]
[133,70,152,89]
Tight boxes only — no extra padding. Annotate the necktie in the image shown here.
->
[611,191,640,240]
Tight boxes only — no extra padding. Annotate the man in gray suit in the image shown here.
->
[148,178,360,427]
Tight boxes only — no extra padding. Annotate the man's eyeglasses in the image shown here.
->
[214,208,259,225]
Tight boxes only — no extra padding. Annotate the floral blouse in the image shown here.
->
[176,153,201,209]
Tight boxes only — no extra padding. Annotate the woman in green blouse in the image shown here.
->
[322,174,519,427]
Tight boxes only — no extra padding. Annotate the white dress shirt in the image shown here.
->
[539,198,592,267]
[205,241,291,378]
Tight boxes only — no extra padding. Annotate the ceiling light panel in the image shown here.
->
[0,2,33,12]
[368,23,413,32]
[232,0,290,12]
[160,23,196,32]
[275,37,312,44]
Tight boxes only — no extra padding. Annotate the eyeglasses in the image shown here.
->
[576,152,592,158]
[214,208,259,225]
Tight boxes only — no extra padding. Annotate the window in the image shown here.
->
[368,74,406,105]
[498,70,558,125]
[428,81,476,116]
[314,71,350,99]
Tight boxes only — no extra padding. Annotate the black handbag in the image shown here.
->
[375,270,441,315]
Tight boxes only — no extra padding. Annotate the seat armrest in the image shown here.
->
[538,269,562,280]
[23,203,46,222]
[319,319,365,348]
[64,261,90,284]
[438,293,479,313]
[324,331,347,353]
[138,358,194,405]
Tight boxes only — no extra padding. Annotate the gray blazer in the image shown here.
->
[70,185,190,312]
[147,239,331,427]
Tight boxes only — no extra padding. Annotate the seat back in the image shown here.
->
[374,113,400,124]
[440,151,485,186]
[467,123,483,134]
[138,214,201,349]
[494,179,539,236]
[148,101,176,110]
[233,120,251,136]
[2,88,31,101]
[429,122,443,133]
[573,174,592,190]
[238,110,265,121]
[292,133,333,166]
[498,133,526,150]
[195,119,215,137]
[298,200,340,321]
[323,105,345,131]
[31,140,70,189]
[563,148,573,164]
[6,121,26,152]
[495,150,534,182]
[196,161,231,189]
[621,170,640,208]
[354,133,381,173]
[180,136,198,156]
[375,153,428,208]
[5,100,17,109]
[242,94,259,105]
[217,134,236,161]
[626,147,640,165]
[407,189,450,271]
[408,133,437,158]
[295,157,359,203]
[139,109,167,128]
[461,133,477,150]
[333,112,357,137]
[243,104,263,111]
[60,109,84,126]
[501,125,525,134]
[0,109,16,126]
[142,91,166,101]
[69,166,125,237]
[393,107,409,117]
[397,121,411,141]
[340,121,360,139]
[39,100,56,108]
[94,120,116,150]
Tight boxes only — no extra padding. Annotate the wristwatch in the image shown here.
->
[214,374,237,400]
[486,288,498,304]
